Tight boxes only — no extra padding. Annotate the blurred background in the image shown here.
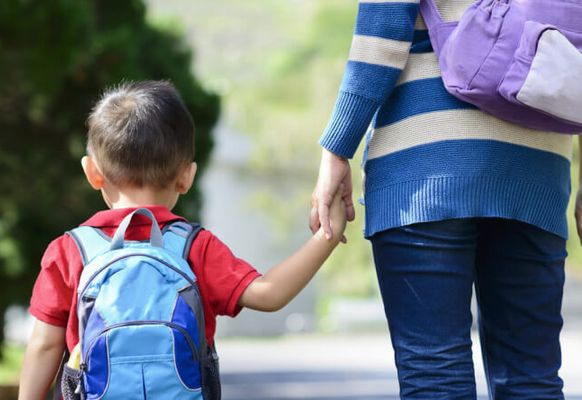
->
[0,1,580,399]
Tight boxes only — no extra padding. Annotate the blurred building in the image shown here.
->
[199,121,319,337]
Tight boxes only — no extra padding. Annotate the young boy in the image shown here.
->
[18,80,347,399]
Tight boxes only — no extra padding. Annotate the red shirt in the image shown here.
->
[29,206,261,351]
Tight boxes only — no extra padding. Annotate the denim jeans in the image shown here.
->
[371,218,566,400]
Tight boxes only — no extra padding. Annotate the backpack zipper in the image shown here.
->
[78,253,196,300]
[81,320,199,372]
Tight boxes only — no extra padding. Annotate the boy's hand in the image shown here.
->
[327,190,347,244]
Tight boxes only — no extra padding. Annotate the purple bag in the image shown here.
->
[420,0,582,133]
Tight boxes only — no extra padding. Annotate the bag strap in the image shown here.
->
[164,222,208,368]
[419,0,443,30]
[68,209,198,266]
[165,223,213,396]
[162,220,203,261]
[110,208,164,250]
[67,226,111,266]
[68,207,163,266]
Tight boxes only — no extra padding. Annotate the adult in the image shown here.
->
[310,0,578,398]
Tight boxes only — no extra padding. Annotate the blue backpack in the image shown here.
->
[58,208,220,400]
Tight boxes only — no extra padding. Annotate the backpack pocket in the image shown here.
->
[201,346,221,400]
[438,0,510,93]
[83,323,203,399]
[498,21,582,126]
[61,365,83,400]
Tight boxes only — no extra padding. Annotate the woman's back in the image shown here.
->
[326,0,573,239]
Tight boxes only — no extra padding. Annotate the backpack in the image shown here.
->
[58,208,221,400]
[419,0,582,133]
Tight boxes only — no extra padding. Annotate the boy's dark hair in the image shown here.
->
[87,80,195,188]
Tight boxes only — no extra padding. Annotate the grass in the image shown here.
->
[0,344,24,385]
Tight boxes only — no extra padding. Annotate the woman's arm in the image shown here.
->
[313,0,420,237]
[320,0,420,159]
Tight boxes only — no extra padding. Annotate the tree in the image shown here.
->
[0,0,220,355]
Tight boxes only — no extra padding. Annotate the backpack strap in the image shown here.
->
[162,220,203,261]
[163,222,217,396]
[110,208,164,250]
[419,0,443,29]
[68,220,202,267]
[67,226,112,266]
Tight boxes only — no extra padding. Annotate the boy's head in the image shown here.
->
[86,80,195,190]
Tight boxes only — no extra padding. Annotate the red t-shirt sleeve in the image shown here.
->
[191,231,261,317]
[29,236,77,327]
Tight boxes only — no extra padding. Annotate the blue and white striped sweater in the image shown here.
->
[320,0,572,238]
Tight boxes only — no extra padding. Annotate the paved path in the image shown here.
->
[218,331,582,400]
[218,272,582,400]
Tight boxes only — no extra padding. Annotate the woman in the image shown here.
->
[310,0,577,398]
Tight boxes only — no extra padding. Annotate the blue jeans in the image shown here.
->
[371,218,566,400]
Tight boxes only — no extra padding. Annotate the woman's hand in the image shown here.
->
[310,148,355,241]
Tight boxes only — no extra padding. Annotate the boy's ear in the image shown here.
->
[175,162,197,194]
[81,156,105,190]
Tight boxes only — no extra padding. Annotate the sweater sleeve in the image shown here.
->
[320,0,419,158]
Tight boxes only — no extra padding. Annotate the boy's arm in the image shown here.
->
[18,319,66,400]
[238,194,346,312]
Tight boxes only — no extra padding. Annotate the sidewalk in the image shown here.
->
[218,271,582,400]
[218,330,582,400]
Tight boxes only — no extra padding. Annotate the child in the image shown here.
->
[18,80,347,399]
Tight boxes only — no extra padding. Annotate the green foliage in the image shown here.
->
[233,1,357,172]
[0,344,24,384]
[0,0,220,353]
[224,1,379,296]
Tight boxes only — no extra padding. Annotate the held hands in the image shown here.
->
[325,190,348,243]
[310,148,355,242]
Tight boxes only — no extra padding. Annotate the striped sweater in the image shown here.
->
[320,0,573,239]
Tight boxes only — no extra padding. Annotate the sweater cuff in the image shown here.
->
[319,92,379,159]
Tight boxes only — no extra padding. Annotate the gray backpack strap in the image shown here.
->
[110,208,164,250]
[162,221,203,260]
[67,226,112,266]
